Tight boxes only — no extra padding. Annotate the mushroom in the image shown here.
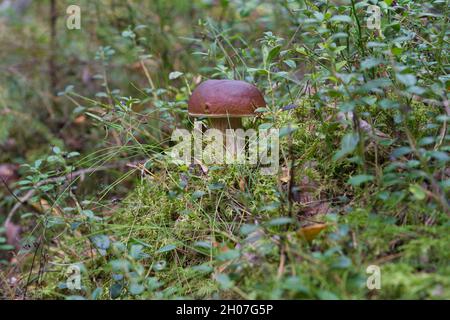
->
[188,79,266,132]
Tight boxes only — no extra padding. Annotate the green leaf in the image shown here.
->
[440,179,450,190]
[81,210,96,219]
[409,184,426,200]
[361,58,383,70]
[121,30,136,38]
[258,123,273,130]
[156,244,177,253]
[110,283,123,299]
[191,264,213,274]
[254,107,268,113]
[191,190,206,199]
[66,296,86,300]
[347,175,374,186]
[396,73,417,86]
[215,274,234,289]
[429,151,449,162]
[391,146,412,158]
[208,182,225,191]
[317,290,339,300]
[91,287,103,300]
[194,241,212,249]
[331,256,352,269]
[169,71,184,80]
[95,92,108,98]
[128,282,145,295]
[333,133,359,161]
[339,101,355,112]
[266,45,281,64]
[260,202,280,212]
[0,244,15,250]
[130,244,149,260]
[240,224,258,235]
[216,249,240,261]
[91,235,110,251]
[266,217,293,226]
[330,15,352,23]
[247,68,268,75]
[147,277,163,290]
[284,59,296,69]
[335,61,347,71]
[279,125,298,138]
[418,137,435,146]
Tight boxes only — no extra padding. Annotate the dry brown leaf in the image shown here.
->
[239,178,246,191]
[297,223,327,241]
[279,166,290,183]
[30,199,62,216]
[74,115,86,124]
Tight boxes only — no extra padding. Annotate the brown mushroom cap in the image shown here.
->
[188,80,266,118]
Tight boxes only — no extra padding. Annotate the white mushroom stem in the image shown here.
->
[208,118,244,163]
[209,117,243,132]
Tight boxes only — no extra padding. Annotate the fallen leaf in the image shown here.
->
[280,167,290,183]
[31,199,62,216]
[297,223,327,241]
[239,178,246,191]
[74,115,86,124]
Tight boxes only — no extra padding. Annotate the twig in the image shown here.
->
[1,176,24,205]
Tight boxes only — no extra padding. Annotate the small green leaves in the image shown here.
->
[254,107,268,113]
[279,125,298,138]
[330,15,352,24]
[121,29,136,39]
[335,61,347,71]
[391,146,412,159]
[396,73,417,87]
[169,71,184,80]
[347,175,374,187]
[191,264,213,274]
[91,235,110,256]
[429,151,449,162]
[191,190,206,199]
[110,283,123,299]
[215,274,234,290]
[361,58,383,70]
[284,59,296,69]
[339,101,355,112]
[265,217,293,227]
[409,184,427,200]
[156,244,177,254]
[333,133,359,161]
[331,256,352,269]
[216,249,240,261]
[240,224,259,235]
[130,244,150,260]
[208,182,225,191]
[128,282,145,295]
[263,45,281,65]
[259,202,280,213]
[57,85,74,96]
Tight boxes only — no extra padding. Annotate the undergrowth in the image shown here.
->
[0,0,449,300]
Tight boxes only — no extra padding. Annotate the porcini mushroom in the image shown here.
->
[188,80,266,132]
